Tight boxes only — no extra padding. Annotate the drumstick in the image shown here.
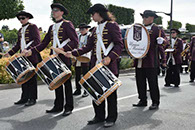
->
[0,52,5,56]
[50,47,76,59]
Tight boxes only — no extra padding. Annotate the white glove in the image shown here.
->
[157,37,164,44]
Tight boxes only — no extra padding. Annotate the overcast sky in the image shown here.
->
[0,0,194,31]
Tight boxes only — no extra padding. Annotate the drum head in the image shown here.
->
[125,23,150,59]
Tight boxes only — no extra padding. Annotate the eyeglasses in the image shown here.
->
[18,17,26,20]
[79,28,86,31]
[142,15,149,18]
[171,32,176,34]
[52,8,60,12]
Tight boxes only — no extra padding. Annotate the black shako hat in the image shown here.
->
[140,10,158,19]
[16,11,33,19]
[171,28,181,34]
[78,23,91,29]
[182,37,188,40]
[87,4,108,14]
[51,3,68,15]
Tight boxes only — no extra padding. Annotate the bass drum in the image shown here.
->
[125,23,150,59]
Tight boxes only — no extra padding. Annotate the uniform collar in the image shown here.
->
[22,22,30,27]
[144,23,153,27]
[55,18,63,23]
[81,32,88,36]
[98,20,107,24]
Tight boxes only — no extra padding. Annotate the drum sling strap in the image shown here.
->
[52,21,71,54]
[21,24,34,51]
[96,21,114,64]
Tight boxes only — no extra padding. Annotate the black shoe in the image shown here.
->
[82,91,89,97]
[62,110,72,116]
[25,99,36,106]
[164,84,171,87]
[46,107,63,113]
[189,80,194,83]
[87,118,104,125]
[14,99,28,105]
[149,104,159,110]
[73,89,81,96]
[133,101,147,107]
[174,85,179,87]
[104,121,115,128]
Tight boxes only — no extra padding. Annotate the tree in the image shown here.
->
[167,20,182,29]
[0,0,24,20]
[108,4,134,25]
[52,0,92,27]
[0,28,18,44]
[153,16,162,25]
[186,23,195,32]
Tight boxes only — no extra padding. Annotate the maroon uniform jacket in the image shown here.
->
[190,36,195,61]
[166,38,183,65]
[8,23,42,65]
[72,21,123,75]
[31,19,78,66]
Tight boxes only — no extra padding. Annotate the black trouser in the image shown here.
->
[190,61,195,81]
[180,59,188,73]
[54,65,73,111]
[21,74,37,100]
[75,66,89,90]
[165,63,180,86]
[135,68,160,105]
[92,74,119,122]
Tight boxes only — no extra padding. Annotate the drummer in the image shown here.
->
[189,36,195,83]
[24,3,78,116]
[132,10,167,110]
[4,11,42,106]
[65,4,123,127]
[164,29,183,87]
[73,23,91,97]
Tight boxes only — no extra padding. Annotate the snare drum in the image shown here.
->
[35,55,71,90]
[5,54,36,85]
[79,63,122,105]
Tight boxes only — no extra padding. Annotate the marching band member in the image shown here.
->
[165,29,183,87]
[24,3,78,116]
[4,11,42,106]
[189,36,195,82]
[65,4,123,128]
[73,23,90,97]
[133,10,167,110]
[180,37,190,73]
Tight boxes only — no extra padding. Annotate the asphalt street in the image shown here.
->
[0,72,195,130]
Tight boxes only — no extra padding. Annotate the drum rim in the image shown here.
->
[124,23,150,59]
[35,54,58,72]
[76,56,90,63]
[5,54,21,67]
[79,63,103,84]
[95,80,122,105]
[49,70,72,90]
[16,68,36,85]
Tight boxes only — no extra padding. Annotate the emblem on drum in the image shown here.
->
[133,26,142,42]
[125,23,150,59]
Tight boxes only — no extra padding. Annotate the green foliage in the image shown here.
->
[108,4,134,25]
[119,58,134,69]
[167,20,182,29]
[0,0,24,20]
[186,23,195,32]
[52,0,92,27]
[153,16,162,25]
[0,27,18,45]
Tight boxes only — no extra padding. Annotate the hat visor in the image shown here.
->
[79,25,91,29]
